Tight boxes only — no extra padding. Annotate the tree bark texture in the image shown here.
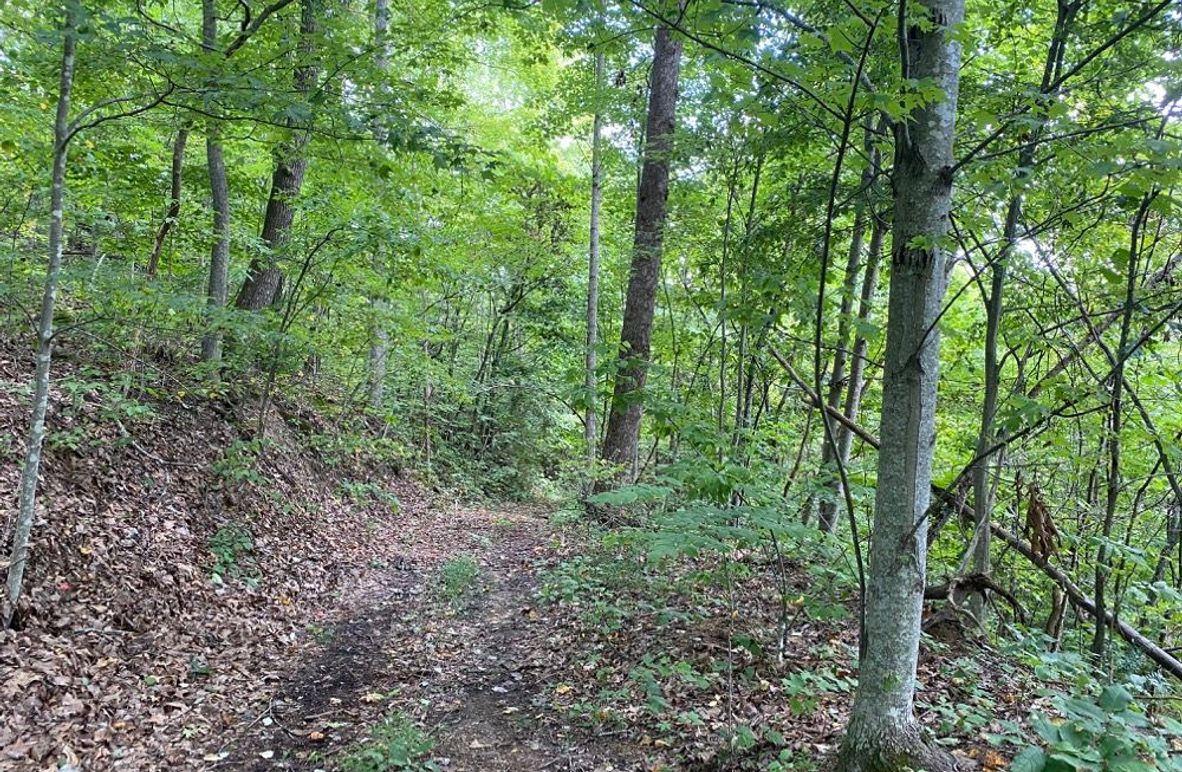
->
[366,0,392,409]
[236,0,318,311]
[838,0,965,767]
[201,0,231,363]
[597,23,681,485]
[147,127,188,278]
[585,51,605,474]
[5,8,77,627]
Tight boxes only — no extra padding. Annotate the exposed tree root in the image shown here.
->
[835,722,958,772]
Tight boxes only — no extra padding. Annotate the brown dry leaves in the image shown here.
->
[0,341,421,769]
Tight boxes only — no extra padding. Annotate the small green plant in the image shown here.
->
[307,623,335,644]
[781,665,856,716]
[213,438,269,486]
[209,522,256,585]
[47,426,89,453]
[439,555,480,602]
[59,369,155,424]
[1012,684,1182,771]
[309,432,406,470]
[766,748,819,772]
[339,713,437,771]
[338,479,401,511]
[188,656,213,677]
[549,508,584,527]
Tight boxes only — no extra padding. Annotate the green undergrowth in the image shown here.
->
[438,555,481,604]
[338,712,437,772]
[539,493,865,769]
[539,481,1182,769]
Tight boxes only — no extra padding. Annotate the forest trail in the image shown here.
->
[225,504,636,771]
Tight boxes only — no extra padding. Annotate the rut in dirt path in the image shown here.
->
[223,505,639,771]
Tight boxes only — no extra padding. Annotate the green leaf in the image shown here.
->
[1010,746,1046,772]
[1097,684,1133,713]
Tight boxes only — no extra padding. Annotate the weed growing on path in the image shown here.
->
[339,713,437,771]
[439,555,480,603]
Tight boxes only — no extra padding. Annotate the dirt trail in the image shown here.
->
[221,505,638,771]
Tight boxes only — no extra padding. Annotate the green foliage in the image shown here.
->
[212,439,269,487]
[338,479,401,511]
[208,522,256,586]
[540,551,649,632]
[781,665,856,716]
[309,432,406,472]
[339,713,437,772]
[2,0,1181,762]
[1015,685,1182,771]
[438,555,480,603]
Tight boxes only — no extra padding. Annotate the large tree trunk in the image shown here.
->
[366,0,391,409]
[147,126,188,278]
[585,51,605,477]
[4,8,77,628]
[200,0,231,363]
[837,0,964,768]
[597,22,681,486]
[235,0,318,311]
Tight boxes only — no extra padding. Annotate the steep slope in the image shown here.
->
[0,338,422,768]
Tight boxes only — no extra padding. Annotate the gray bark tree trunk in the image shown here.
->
[585,51,605,477]
[837,0,964,767]
[201,0,231,363]
[235,0,318,311]
[147,126,188,278]
[597,23,681,487]
[201,133,231,363]
[4,8,77,628]
[366,0,392,410]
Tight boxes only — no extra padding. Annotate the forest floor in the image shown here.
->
[222,503,642,771]
[0,338,1040,771]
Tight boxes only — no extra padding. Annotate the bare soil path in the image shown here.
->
[221,504,640,771]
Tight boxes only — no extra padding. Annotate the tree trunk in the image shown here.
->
[966,0,1074,620]
[367,299,389,409]
[597,22,681,487]
[1045,586,1066,650]
[366,0,392,410]
[4,8,76,628]
[147,126,188,278]
[815,201,866,528]
[837,0,964,767]
[967,196,1009,616]
[235,0,318,311]
[1153,502,1181,584]
[200,0,231,363]
[818,127,882,533]
[201,134,231,363]
[1092,195,1147,658]
[585,51,605,475]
